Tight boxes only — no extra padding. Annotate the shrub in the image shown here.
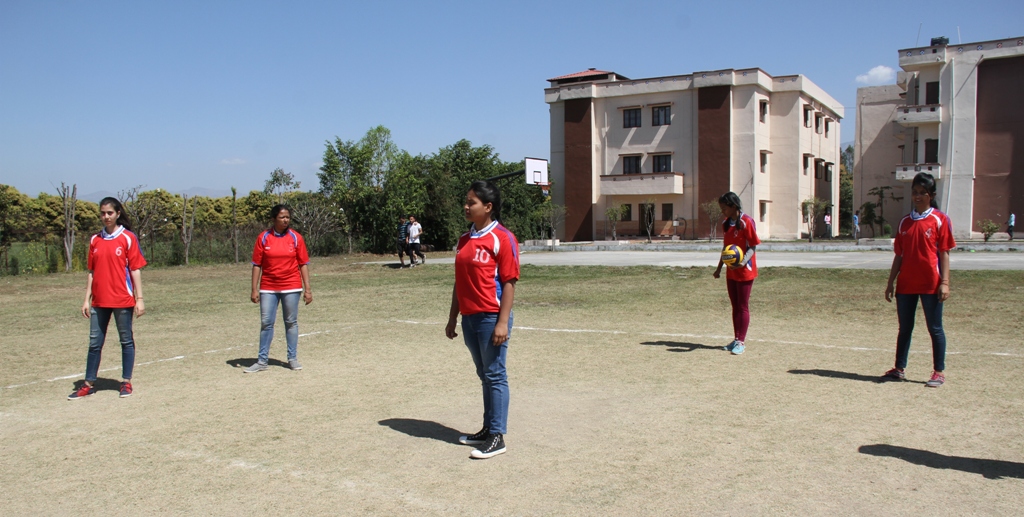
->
[882,223,892,237]
[978,219,1000,242]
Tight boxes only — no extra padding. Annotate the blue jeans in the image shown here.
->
[895,293,946,371]
[462,312,512,435]
[259,292,300,363]
[86,307,135,382]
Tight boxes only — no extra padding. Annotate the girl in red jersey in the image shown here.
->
[68,197,147,400]
[245,204,313,373]
[713,192,761,355]
[445,180,520,460]
[883,173,955,387]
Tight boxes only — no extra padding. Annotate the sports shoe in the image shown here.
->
[730,342,745,355]
[119,381,133,398]
[925,371,945,388]
[68,385,95,400]
[244,362,268,373]
[459,426,489,445]
[288,359,303,371]
[724,339,739,352]
[470,433,506,459]
[882,368,906,381]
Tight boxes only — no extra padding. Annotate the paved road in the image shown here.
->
[420,250,1024,270]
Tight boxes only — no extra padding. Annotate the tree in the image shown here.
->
[978,219,1000,242]
[537,201,567,251]
[866,185,902,237]
[604,204,626,241]
[231,187,239,263]
[179,194,197,265]
[119,185,167,258]
[290,192,343,255]
[858,202,878,238]
[263,168,300,203]
[641,199,656,243]
[700,201,723,242]
[801,197,829,242]
[839,144,854,235]
[57,183,77,272]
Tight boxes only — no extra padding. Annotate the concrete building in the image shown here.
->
[545,68,843,242]
[855,36,1024,240]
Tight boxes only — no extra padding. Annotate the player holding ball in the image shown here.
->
[713,192,760,355]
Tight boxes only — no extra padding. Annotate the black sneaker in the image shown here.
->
[459,426,489,445]
[470,433,506,459]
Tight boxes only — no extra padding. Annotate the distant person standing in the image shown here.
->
[824,212,832,239]
[882,173,954,387]
[1008,213,1015,241]
[246,204,313,373]
[408,215,425,266]
[397,215,411,267]
[68,197,147,400]
[853,211,861,240]
[713,192,760,355]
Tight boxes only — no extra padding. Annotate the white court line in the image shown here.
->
[390,320,1023,358]
[2,330,330,391]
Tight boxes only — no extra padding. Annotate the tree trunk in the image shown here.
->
[59,183,77,272]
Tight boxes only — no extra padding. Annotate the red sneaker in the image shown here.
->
[119,381,133,398]
[68,385,95,400]
[925,371,945,388]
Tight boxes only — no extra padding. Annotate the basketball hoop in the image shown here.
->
[540,183,550,196]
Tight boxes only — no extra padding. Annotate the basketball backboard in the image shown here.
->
[525,157,548,186]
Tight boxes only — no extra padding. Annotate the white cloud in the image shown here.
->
[855,65,896,85]
[220,158,246,165]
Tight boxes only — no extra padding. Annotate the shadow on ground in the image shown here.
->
[378,418,462,444]
[72,378,122,392]
[859,444,1024,480]
[226,358,291,369]
[788,369,926,384]
[641,340,723,353]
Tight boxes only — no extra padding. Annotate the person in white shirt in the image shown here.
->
[407,215,426,266]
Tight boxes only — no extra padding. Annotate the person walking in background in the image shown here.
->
[397,214,411,267]
[408,214,425,266]
[445,181,520,459]
[1008,212,1015,241]
[882,172,954,387]
[68,197,147,400]
[853,211,861,240]
[713,192,760,356]
[824,212,832,239]
[246,204,313,373]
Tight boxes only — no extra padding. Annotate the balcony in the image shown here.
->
[895,104,941,127]
[895,163,942,181]
[600,172,684,196]
[898,46,946,71]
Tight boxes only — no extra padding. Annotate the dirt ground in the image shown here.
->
[1,258,1022,515]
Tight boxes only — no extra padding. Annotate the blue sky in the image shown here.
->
[2,0,1022,199]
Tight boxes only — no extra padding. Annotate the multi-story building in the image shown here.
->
[855,36,1024,240]
[545,68,843,241]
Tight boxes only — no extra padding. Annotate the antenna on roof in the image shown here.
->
[915,23,922,46]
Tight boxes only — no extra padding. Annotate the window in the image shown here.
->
[803,155,811,175]
[759,201,768,222]
[814,159,825,179]
[925,81,939,105]
[623,108,641,128]
[652,105,671,126]
[652,154,672,173]
[815,113,823,134]
[760,152,769,173]
[621,204,632,221]
[804,106,813,128]
[924,139,939,163]
[759,100,769,123]
[623,155,641,174]
[825,163,833,182]
[825,119,830,138]
[661,203,673,222]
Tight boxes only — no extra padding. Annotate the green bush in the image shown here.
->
[882,223,892,237]
[978,219,1000,242]
[8,256,18,276]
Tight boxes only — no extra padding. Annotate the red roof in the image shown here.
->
[547,69,617,82]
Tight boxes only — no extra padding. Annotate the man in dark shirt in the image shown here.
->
[397,215,411,267]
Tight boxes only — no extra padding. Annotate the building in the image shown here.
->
[855,36,1024,240]
[545,68,843,241]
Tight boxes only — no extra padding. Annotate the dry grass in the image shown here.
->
[1,256,1022,515]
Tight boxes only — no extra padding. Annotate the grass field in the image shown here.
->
[1,255,1022,515]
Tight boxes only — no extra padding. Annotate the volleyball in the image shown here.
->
[721,244,744,267]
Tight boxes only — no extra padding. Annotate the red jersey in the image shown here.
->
[87,226,147,308]
[455,221,520,315]
[251,229,310,292]
[894,208,955,294]
[723,213,761,282]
